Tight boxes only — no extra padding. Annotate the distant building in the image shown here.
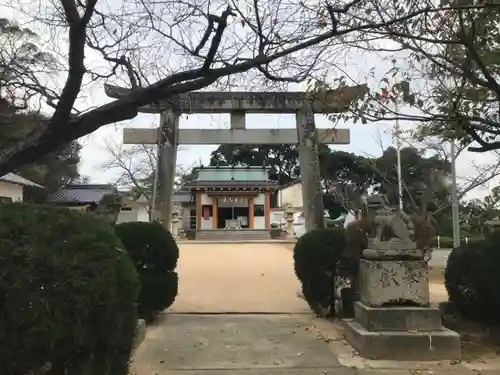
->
[116,192,149,224]
[0,173,43,202]
[48,183,151,223]
[276,180,303,212]
[48,184,118,211]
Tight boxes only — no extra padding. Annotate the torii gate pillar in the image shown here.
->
[157,110,180,231]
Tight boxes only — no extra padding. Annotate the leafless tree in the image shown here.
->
[315,0,500,153]
[0,0,482,174]
[100,139,192,204]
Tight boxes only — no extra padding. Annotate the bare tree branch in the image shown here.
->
[0,0,478,174]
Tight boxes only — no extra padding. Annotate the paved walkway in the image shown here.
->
[131,313,487,375]
[131,314,344,375]
[131,243,493,375]
[429,249,451,268]
[170,243,309,313]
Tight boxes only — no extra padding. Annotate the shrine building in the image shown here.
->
[180,166,279,230]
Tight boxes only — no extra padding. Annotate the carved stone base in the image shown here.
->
[367,239,417,251]
[353,301,441,331]
[359,259,430,307]
[343,319,461,361]
[362,248,424,260]
[343,301,461,360]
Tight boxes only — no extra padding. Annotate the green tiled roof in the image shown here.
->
[195,166,270,182]
[184,180,278,189]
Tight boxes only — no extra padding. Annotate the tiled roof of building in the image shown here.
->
[193,166,271,171]
[183,180,278,188]
[48,184,117,204]
[0,173,43,188]
[172,190,194,203]
[277,179,301,190]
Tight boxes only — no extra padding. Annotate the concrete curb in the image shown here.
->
[133,318,146,351]
[176,240,297,244]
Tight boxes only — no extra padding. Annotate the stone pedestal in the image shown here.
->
[359,259,430,307]
[343,258,461,361]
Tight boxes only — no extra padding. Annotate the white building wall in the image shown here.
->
[116,203,150,224]
[116,210,138,224]
[136,205,149,222]
[0,182,23,202]
[280,183,303,209]
[200,193,212,205]
[254,193,266,205]
[253,193,267,229]
[254,216,265,229]
[270,209,285,226]
[201,216,213,229]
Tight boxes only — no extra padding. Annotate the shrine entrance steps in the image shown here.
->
[195,229,271,242]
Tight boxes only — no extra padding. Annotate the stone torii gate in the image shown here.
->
[104,85,365,231]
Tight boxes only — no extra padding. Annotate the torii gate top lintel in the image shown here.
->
[104,84,368,114]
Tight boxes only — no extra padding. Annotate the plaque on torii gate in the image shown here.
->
[104,84,367,232]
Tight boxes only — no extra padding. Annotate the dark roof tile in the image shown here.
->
[172,191,194,203]
[48,184,117,204]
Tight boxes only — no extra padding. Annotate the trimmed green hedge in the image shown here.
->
[293,227,346,317]
[0,202,139,375]
[115,222,179,321]
[445,232,500,325]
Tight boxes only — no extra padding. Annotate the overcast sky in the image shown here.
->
[2,1,498,200]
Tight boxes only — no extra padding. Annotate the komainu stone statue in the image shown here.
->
[364,194,421,259]
[370,196,414,242]
[343,193,462,361]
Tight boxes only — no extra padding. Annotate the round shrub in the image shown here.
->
[115,221,179,321]
[325,219,336,228]
[445,233,500,325]
[293,227,346,317]
[0,202,139,375]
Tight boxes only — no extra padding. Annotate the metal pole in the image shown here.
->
[450,140,460,248]
[394,100,403,210]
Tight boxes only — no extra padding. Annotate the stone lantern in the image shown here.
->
[171,211,180,239]
[285,211,295,237]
